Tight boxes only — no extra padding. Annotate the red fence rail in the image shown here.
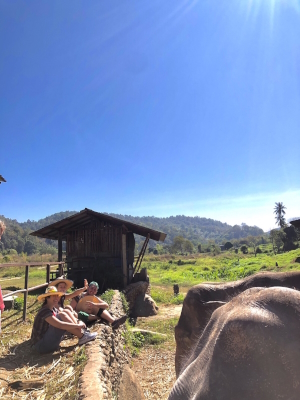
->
[0,261,66,321]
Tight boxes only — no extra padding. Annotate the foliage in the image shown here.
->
[100,289,115,305]
[171,236,194,254]
[131,331,145,348]
[274,202,287,228]
[14,297,24,310]
[73,346,87,365]
[270,229,286,254]
[151,287,185,304]
[240,245,248,254]
[145,248,300,287]
[120,291,130,316]
[224,242,233,250]
[1,212,266,257]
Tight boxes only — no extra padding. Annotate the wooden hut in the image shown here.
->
[30,208,166,289]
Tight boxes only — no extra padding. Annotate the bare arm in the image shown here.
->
[64,287,86,300]
[86,299,109,309]
[64,279,88,300]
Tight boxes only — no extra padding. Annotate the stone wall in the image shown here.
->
[79,291,143,400]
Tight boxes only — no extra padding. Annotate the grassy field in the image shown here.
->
[144,248,300,287]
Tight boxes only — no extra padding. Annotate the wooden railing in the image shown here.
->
[0,261,65,321]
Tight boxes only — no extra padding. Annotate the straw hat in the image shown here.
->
[37,286,64,301]
[76,295,101,313]
[49,276,73,291]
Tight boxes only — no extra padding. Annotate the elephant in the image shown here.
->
[169,286,300,400]
[175,271,300,377]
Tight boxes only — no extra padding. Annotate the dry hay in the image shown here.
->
[131,346,176,400]
[0,334,88,399]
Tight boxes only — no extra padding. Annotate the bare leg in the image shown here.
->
[64,305,76,314]
[59,311,83,338]
[87,315,98,322]
[60,308,78,324]
[99,310,115,324]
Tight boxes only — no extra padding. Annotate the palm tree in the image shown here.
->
[274,202,287,228]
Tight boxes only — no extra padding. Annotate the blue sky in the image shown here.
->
[1,0,299,232]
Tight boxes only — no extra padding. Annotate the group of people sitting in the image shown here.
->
[31,277,127,354]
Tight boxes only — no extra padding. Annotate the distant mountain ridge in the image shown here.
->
[0,211,264,254]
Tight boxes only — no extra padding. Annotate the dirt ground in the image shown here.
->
[131,304,182,400]
[0,300,182,399]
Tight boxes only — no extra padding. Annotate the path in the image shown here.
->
[131,303,182,399]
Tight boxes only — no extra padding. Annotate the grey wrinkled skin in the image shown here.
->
[175,271,300,377]
[170,286,300,400]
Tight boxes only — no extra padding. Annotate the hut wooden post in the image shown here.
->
[122,233,127,288]
[58,230,62,263]
[46,263,50,283]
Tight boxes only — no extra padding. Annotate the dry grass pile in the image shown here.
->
[131,346,176,400]
[0,296,90,399]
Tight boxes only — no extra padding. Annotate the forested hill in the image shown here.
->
[0,211,264,254]
[110,214,264,245]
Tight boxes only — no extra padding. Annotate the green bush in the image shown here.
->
[170,293,185,305]
[14,297,24,311]
[120,291,129,316]
[74,347,87,365]
[101,289,115,305]
[132,331,145,348]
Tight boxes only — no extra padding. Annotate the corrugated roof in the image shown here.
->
[30,208,166,242]
[290,219,300,228]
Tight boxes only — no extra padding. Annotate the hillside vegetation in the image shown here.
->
[0,211,264,256]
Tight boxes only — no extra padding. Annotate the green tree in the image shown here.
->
[270,229,286,254]
[240,245,248,254]
[224,241,233,250]
[171,236,186,253]
[24,240,37,255]
[248,235,260,257]
[274,202,287,228]
[197,244,202,253]
[183,240,194,254]
[282,225,298,251]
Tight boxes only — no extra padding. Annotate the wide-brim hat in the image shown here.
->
[50,276,73,291]
[37,286,64,301]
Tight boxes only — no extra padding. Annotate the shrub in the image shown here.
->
[74,347,87,365]
[120,292,129,316]
[101,289,115,305]
[240,245,248,254]
[132,331,145,348]
[170,293,185,305]
[14,297,24,311]
[256,247,262,254]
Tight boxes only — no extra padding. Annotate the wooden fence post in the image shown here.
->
[23,265,29,321]
[46,264,50,283]
[59,263,63,277]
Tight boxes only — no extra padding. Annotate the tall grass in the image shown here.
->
[146,248,300,287]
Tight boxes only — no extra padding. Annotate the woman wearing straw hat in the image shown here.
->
[31,287,97,353]
[50,276,87,314]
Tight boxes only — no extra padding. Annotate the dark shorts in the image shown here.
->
[78,309,104,324]
[78,311,89,324]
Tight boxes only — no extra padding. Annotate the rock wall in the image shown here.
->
[79,291,139,400]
